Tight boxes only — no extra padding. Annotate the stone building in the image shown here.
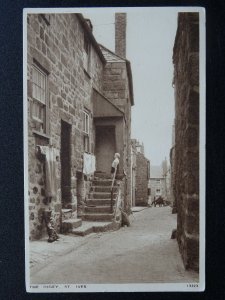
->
[27,13,134,240]
[99,13,134,211]
[131,139,150,206]
[150,165,166,200]
[172,12,199,271]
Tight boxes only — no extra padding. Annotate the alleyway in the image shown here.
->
[30,207,198,284]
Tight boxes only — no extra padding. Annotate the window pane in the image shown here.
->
[83,112,85,131]
[32,65,47,133]
[39,105,43,120]
[32,66,46,104]
[32,84,36,99]
[37,86,41,101]
[41,89,45,103]
[33,101,37,117]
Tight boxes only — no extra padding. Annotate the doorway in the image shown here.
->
[61,120,71,208]
[95,126,116,174]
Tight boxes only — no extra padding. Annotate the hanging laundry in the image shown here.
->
[83,153,96,175]
[37,146,59,198]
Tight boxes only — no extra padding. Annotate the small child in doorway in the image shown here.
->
[111,153,120,178]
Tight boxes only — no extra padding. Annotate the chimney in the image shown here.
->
[115,13,126,58]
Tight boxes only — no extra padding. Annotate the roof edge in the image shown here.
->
[99,44,126,61]
[93,88,125,116]
[99,44,134,106]
[76,14,106,65]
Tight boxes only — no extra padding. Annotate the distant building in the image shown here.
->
[150,165,166,200]
[131,139,150,206]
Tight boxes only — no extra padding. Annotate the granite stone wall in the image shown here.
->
[27,13,104,239]
[135,153,149,206]
[102,60,132,212]
[173,13,199,270]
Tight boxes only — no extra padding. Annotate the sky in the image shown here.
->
[84,8,178,166]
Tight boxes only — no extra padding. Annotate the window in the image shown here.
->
[156,189,161,193]
[83,34,90,73]
[31,65,47,133]
[83,110,90,152]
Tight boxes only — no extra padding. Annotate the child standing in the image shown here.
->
[111,153,120,178]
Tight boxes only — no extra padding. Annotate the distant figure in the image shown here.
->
[153,196,165,207]
[111,153,120,179]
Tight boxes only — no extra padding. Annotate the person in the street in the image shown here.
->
[111,153,120,178]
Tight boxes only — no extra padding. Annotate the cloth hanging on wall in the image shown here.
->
[83,153,96,175]
[37,146,59,197]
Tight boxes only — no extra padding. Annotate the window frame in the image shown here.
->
[31,63,49,135]
[83,109,90,153]
[83,33,91,74]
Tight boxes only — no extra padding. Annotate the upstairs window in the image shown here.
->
[83,34,91,73]
[31,65,48,133]
[83,110,90,152]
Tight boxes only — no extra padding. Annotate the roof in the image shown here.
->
[93,88,124,118]
[150,166,163,178]
[99,44,134,106]
[76,14,106,64]
[99,44,126,62]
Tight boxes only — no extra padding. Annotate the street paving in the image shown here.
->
[30,206,198,284]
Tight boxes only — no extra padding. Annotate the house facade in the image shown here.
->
[172,12,199,271]
[150,165,166,200]
[131,139,150,206]
[27,13,134,240]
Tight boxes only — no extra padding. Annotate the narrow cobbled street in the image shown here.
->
[31,207,198,284]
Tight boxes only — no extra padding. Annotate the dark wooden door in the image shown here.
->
[61,120,71,207]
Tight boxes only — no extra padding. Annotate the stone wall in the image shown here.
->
[102,59,132,212]
[173,13,199,270]
[27,13,104,239]
[135,153,149,206]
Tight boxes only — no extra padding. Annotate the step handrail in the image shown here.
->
[110,165,117,213]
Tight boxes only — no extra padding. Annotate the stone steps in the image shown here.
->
[61,218,82,233]
[62,173,120,237]
[85,205,112,213]
[71,221,117,236]
[93,180,113,186]
[86,199,115,206]
[82,213,114,222]
[94,172,112,179]
[91,192,116,199]
[91,186,118,193]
